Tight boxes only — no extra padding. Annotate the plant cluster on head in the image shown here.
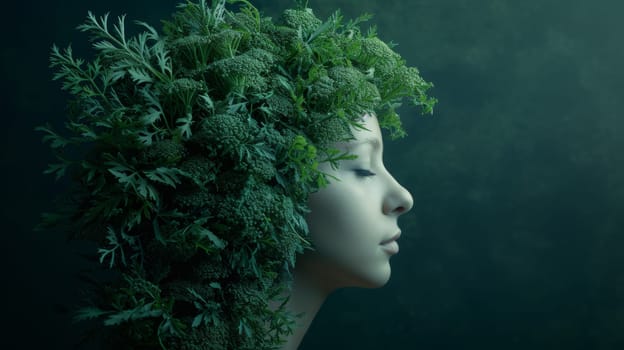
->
[35,0,435,348]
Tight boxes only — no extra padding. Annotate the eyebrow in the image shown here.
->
[335,137,383,153]
[353,137,382,150]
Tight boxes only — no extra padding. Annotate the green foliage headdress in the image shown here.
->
[35,0,435,348]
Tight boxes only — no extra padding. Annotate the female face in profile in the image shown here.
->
[299,113,415,292]
[272,113,415,350]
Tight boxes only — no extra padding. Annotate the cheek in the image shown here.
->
[308,189,343,236]
[304,184,392,288]
[307,189,348,239]
[306,186,374,253]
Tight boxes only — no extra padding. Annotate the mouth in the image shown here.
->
[380,230,401,245]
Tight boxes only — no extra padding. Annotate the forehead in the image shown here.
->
[335,115,383,151]
[349,137,381,150]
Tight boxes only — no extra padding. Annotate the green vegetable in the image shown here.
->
[34,0,435,348]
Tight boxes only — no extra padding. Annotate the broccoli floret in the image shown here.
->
[378,64,435,111]
[305,112,351,147]
[279,8,323,37]
[214,168,249,194]
[246,47,276,67]
[158,78,205,119]
[192,113,251,157]
[353,37,435,114]
[328,65,377,97]
[173,186,213,209]
[265,25,301,57]
[230,281,265,311]
[207,48,275,94]
[354,37,401,75]
[328,65,381,115]
[214,182,287,244]
[228,10,259,32]
[240,30,280,56]
[256,121,286,150]
[210,185,299,275]
[139,138,187,165]
[192,256,230,281]
[264,93,295,121]
[177,155,218,187]
[307,74,337,112]
[168,34,212,74]
[210,28,243,59]
[170,77,205,95]
[234,18,282,55]
[236,152,277,183]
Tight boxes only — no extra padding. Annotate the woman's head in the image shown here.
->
[40,1,435,347]
[297,113,413,292]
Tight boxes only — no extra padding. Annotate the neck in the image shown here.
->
[269,251,336,350]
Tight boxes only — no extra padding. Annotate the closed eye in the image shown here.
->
[354,169,376,177]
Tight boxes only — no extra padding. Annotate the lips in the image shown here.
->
[380,230,401,245]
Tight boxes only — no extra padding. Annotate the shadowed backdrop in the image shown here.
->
[2,0,622,349]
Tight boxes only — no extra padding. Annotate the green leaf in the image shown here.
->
[144,167,185,188]
[137,129,158,146]
[73,306,111,322]
[92,40,117,52]
[34,124,72,148]
[134,20,160,41]
[192,314,203,328]
[104,302,163,326]
[238,318,252,337]
[128,67,153,84]
[176,112,193,140]
[194,225,226,250]
[42,161,70,181]
[107,161,159,203]
[198,93,214,112]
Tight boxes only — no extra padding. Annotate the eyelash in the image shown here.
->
[354,169,376,178]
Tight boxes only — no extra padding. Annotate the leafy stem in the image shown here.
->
[77,11,173,84]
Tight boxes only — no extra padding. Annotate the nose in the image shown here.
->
[387,188,413,216]
[383,173,414,216]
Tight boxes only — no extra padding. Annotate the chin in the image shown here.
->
[297,251,393,290]
[350,265,392,289]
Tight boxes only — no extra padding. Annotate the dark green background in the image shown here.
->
[3,0,623,348]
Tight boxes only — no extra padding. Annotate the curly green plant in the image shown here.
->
[35,0,435,349]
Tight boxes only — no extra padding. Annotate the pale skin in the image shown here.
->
[269,113,414,349]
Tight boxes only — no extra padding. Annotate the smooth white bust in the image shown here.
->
[270,113,414,349]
